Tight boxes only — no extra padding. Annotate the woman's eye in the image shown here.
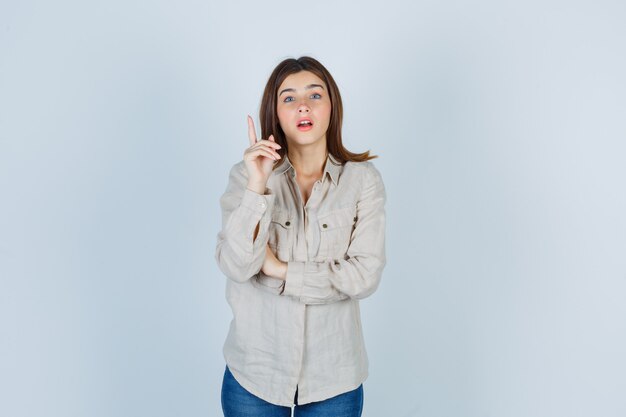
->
[282,93,321,102]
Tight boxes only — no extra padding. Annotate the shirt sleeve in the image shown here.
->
[280,163,387,304]
[214,162,276,283]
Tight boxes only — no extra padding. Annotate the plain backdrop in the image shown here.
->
[1,1,625,416]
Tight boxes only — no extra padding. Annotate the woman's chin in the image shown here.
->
[286,133,326,147]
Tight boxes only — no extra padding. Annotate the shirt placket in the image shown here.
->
[289,170,325,262]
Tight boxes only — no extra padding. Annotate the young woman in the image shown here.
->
[215,56,387,416]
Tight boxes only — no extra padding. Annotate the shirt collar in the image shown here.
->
[273,152,343,186]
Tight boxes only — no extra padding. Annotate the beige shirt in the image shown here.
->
[215,152,387,406]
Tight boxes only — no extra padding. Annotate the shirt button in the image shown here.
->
[259,202,266,209]
[285,221,291,226]
[322,223,328,228]
[353,216,357,222]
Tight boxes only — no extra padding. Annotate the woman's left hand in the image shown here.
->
[262,244,288,280]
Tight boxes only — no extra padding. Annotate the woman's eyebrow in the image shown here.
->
[279,84,325,96]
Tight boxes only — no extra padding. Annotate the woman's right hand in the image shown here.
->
[244,115,282,193]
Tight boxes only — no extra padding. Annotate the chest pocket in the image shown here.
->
[316,206,357,259]
[268,210,294,261]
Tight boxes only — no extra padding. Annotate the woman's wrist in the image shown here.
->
[247,180,267,194]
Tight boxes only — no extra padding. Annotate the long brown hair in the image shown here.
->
[259,56,378,170]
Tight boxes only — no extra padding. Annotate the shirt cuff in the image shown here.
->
[240,187,274,214]
[253,272,286,296]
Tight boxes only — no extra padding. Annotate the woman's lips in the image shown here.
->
[297,124,313,131]
[297,118,313,131]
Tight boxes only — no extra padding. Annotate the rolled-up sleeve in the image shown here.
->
[281,163,386,304]
[215,162,276,283]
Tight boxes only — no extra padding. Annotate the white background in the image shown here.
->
[1,1,625,416]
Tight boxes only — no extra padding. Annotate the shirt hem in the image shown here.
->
[226,364,296,407]
[296,371,369,405]
[225,362,368,408]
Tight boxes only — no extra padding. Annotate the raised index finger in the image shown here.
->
[247,115,258,146]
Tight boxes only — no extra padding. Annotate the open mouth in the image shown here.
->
[297,119,313,131]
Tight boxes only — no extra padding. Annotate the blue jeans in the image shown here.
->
[221,365,364,417]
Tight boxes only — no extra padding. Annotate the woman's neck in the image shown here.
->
[288,144,328,180]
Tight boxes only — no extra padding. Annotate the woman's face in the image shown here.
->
[276,70,331,148]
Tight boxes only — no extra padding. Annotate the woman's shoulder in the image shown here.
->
[226,159,248,180]
[343,159,384,184]
[343,159,374,172]
[232,159,247,173]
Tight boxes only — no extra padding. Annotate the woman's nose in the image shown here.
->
[298,102,310,113]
